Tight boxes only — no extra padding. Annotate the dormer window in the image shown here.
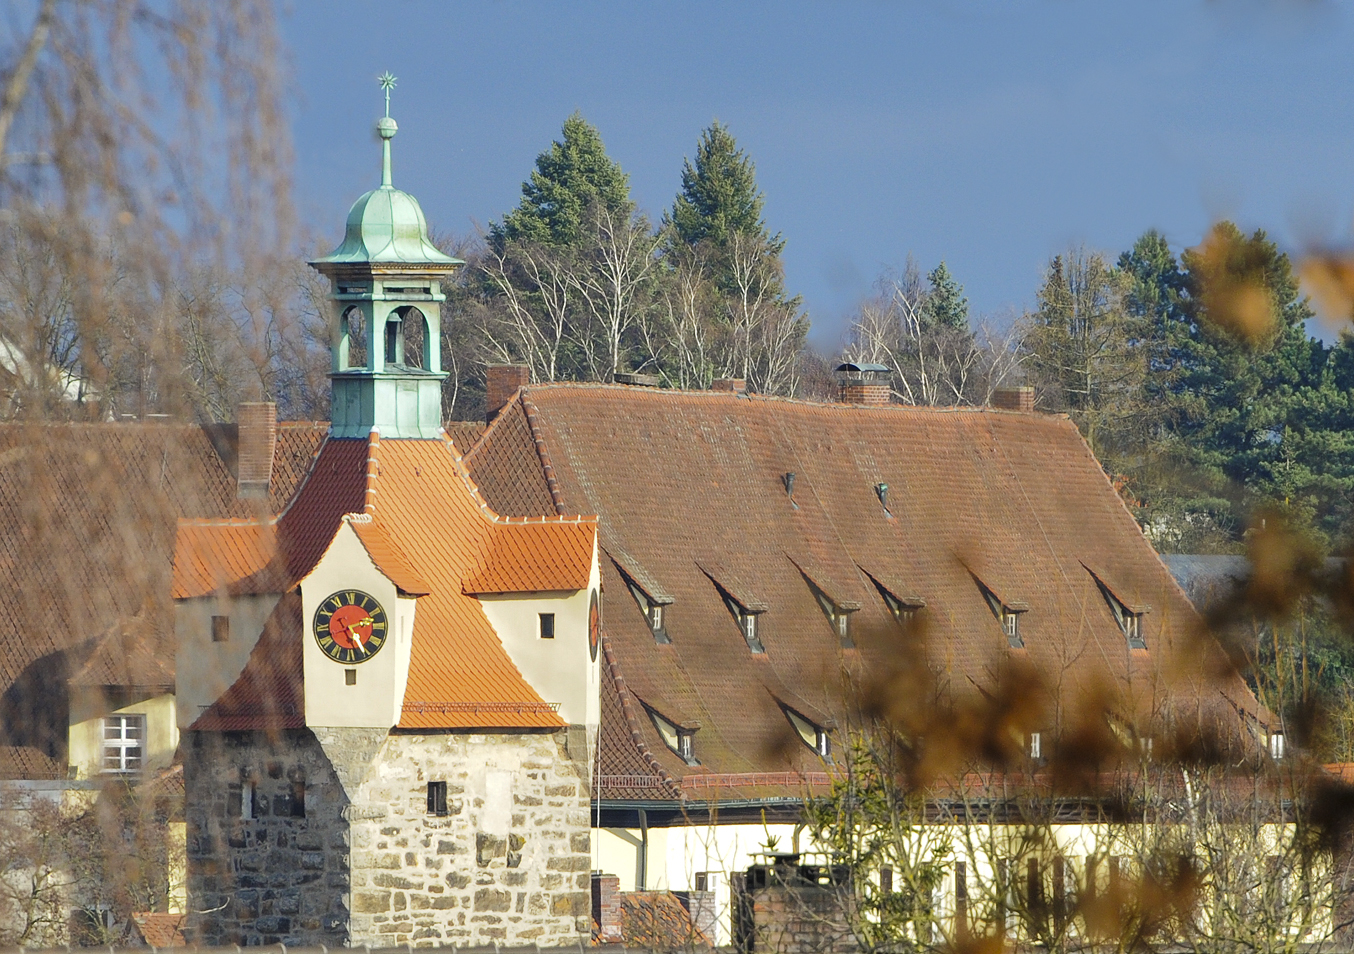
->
[866,574,925,627]
[699,563,767,654]
[612,555,673,645]
[625,579,670,644]
[806,580,856,648]
[722,593,765,653]
[782,705,832,761]
[977,581,1026,649]
[646,705,699,766]
[1089,570,1149,650]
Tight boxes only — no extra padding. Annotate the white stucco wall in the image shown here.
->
[175,592,281,729]
[477,536,601,728]
[68,693,179,781]
[301,521,417,728]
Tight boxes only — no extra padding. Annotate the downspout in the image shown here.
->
[638,808,649,890]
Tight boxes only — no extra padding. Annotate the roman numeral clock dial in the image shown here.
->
[313,590,389,664]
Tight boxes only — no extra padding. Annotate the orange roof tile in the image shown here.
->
[186,430,597,731]
[347,515,431,596]
[464,519,595,594]
[131,912,187,948]
[171,520,278,599]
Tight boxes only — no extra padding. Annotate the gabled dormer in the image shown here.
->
[300,515,427,728]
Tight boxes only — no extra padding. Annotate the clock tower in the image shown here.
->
[309,74,462,439]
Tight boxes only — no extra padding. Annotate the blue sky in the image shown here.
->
[283,1,1354,350]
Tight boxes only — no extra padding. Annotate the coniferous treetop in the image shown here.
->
[668,122,780,252]
[920,261,970,330]
[492,112,632,250]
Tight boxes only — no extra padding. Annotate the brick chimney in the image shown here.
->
[592,872,622,943]
[711,378,747,394]
[835,362,892,406]
[485,364,530,424]
[236,402,277,500]
[992,386,1035,412]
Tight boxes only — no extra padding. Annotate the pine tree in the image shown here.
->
[919,261,969,330]
[491,113,632,251]
[668,122,779,253]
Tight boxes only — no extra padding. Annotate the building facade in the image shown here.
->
[173,103,601,948]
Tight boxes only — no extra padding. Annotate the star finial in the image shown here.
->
[378,71,397,118]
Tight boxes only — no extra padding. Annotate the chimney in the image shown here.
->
[712,378,747,394]
[992,386,1035,412]
[592,872,622,943]
[835,362,892,406]
[236,402,277,500]
[485,364,530,424]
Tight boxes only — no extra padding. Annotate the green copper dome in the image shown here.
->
[313,113,462,267]
[315,184,459,265]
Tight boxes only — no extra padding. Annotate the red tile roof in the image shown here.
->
[467,385,1267,800]
[618,892,710,951]
[0,420,323,766]
[130,912,187,948]
[0,746,63,780]
[183,430,597,731]
[68,613,175,689]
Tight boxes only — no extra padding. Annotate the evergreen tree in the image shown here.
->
[668,122,779,253]
[919,261,968,330]
[491,113,632,251]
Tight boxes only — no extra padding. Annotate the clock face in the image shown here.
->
[588,589,600,662]
[313,590,388,664]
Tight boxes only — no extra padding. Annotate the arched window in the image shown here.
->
[400,306,428,369]
[342,306,367,370]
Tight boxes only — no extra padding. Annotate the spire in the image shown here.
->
[308,72,463,440]
[377,71,397,188]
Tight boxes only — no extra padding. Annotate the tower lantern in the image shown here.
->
[309,72,463,439]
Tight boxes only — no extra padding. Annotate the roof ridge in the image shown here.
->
[520,391,567,515]
[363,427,380,513]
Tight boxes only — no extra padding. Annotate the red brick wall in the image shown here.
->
[838,383,890,406]
[237,402,276,499]
[486,365,530,423]
[592,873,621,942]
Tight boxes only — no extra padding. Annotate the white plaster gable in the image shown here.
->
[476,534,601,728]
[300,518,418,728]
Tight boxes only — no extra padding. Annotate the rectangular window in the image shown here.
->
[539,612,556,639]
[678,732,694,763]
[345,668,357,686]
[816,730,831,760]
[695,872,709,892]
[1029,732,1042,759]
[650,604,663,632]
[241,780,256,820]
[102,714,144,774]
[211,615,229,642]
[427,780,448,816]
[1002,611,1021,646]
[1270,731,1286,760]
[880,866,893,894]
[289,772,306,818]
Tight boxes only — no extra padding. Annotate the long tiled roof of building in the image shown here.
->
[183,429,597,731]
[464,384,1267,800]
[0,419,325,761]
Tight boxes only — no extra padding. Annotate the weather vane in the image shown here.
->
[378,71,397,118]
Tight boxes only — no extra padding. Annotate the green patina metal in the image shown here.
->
[309,73,462,439]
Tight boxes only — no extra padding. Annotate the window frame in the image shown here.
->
[101,713,145,775]
[427,780,449,816]
[538,612,556,640]
[211,615,229,642]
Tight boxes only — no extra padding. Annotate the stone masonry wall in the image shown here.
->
[347,729,591,947]
[183,730,351,948]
